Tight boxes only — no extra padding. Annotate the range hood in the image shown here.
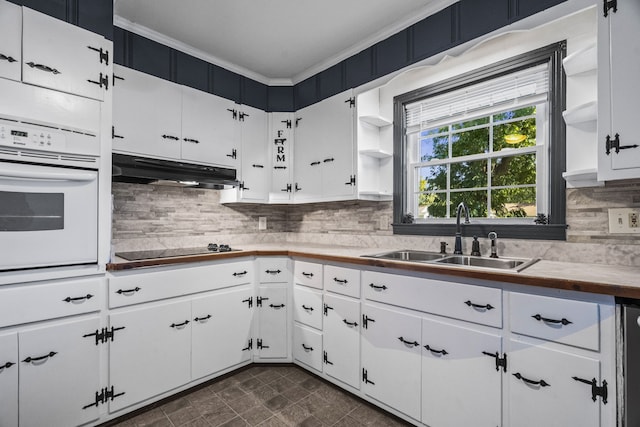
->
[112,153,239,189]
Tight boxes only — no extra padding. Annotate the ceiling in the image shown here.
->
[113,0,451,84]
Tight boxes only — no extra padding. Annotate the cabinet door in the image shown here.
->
[269,112,294,202]
[293,106,324,201]
[109,300,192,412]
[0,332,18,427]
[238,105,269,201]
[361,303,422,421]
[112,65,182,159]
[182,87,240,167]
[421,318,502,427]
[0,1,21,82]
[256,286,288,359]
[191,286,253,379]
[22,7,109,101]
[508,339,602,427]
[19,316,101,427]
[323,294,360,389]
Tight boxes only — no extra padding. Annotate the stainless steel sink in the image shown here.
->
[364,250,446,262]
[434,255,538,272]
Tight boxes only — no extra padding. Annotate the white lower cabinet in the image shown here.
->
[191,286,253,379]
[109,300,192,413]
[323,293,360,389]
[293,324,323,372]
[508,339,602,427]
[421,318,502,427]
[361,303,422,421]
[19,316,101,427]
[0,332,18,427]
[255,285,288,359]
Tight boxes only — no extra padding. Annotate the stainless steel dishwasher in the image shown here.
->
[623,304,640,426]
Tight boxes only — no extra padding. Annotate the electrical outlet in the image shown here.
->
[258,217,267,230]
[608,208,640,234]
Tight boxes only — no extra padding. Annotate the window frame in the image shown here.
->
[392,42,567,240]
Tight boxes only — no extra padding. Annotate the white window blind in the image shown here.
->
[405,63,549,131]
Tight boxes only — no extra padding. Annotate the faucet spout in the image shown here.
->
[454,202,470,255]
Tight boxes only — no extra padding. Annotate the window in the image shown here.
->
[393,43,567,240]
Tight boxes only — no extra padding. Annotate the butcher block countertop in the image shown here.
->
[107,243,640,299]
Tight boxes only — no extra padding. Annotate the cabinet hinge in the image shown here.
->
[83,386,125,410]
[605,133,638,155]
[112,74,124,86]
[83,326,125,346]
[239,112,249,122]
[573,377,608,404]
[603,0,617,17]
[344,175,356,186]
[112,126,124,139]
[87,73,109,90]
[87,46,109,65]
[257,339,269,349]
[242,297,253,308]
[345,97,355,108]
[281,119,292,129]
[227,108,238,120]
[323,303,333,316]
[362,368,375,385]
[362,314,375,329]
[239,181,249,191]
[242,338,253,351]
[226,148,237,159]
[256,296,269,307]
[323,351,333,365]
[295,118,302,127]
[482,351,507,372]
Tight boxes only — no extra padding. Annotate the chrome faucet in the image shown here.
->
[454,202,470,255]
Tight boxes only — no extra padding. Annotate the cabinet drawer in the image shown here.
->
[109,260,254,308]
[293,324,323,372]
[258,258,291,283]
[294,261,323,289]
[362,271,502,328]
[510,293,599,351]
[293,286,323,330]
[0,277,101,328]
[324,265,360,298]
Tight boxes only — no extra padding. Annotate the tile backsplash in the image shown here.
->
[112,180,640,266]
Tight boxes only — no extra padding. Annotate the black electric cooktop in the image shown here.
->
[116,244,238,261]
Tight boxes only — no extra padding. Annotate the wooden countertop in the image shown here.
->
[107,243,640,299]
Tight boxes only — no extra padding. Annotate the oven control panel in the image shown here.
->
[0,122,67,152]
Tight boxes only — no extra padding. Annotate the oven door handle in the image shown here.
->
[0,167,96,182]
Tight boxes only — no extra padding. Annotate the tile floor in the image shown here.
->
[104,364,410,427]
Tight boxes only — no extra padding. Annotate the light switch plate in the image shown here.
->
[608,208,640,234]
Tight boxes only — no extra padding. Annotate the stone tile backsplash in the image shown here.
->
[112,179,640,266]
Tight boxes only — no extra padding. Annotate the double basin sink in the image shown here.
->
[364,250,538,272]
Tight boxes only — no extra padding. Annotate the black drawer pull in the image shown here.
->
[343,319,358,327]
[532,314,572,325]
[183,138,200,144]
[424,345,449,356]
[310,161,321,166]
[170,320,190,328]
[162,134,180,141]
[465,300,494,310]
[369,283,387,291]
[323,157,335,163]
[333,278,348,284]
[22,351,57,364]
[252,164,264,168]
[513,372,549,387]
[116,287,140,295]
[398,336,419,347]
[302,305,314,311]
[63,294,94,303]
[265,269,281,274]
[302,344,313,351]
[233,271,248,277]
[194,315,212,322]
[302,272,314,278]
[26,62,60,74]
[270,304,285,309]
[0,53,17,63]
[1,361,16,370]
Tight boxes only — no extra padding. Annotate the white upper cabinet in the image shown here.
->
[22,7,110,101]
[0,1,21,82]
[112,65,182,159]
[598,1,640,179]
[233,105,270,201]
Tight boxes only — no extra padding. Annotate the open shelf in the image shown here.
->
[359,148,392,158]
[359,115,392,127]
[562,168,603,188]
[563,44,597,76]
[563,101,597,126]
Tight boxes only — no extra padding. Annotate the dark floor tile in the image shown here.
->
[220,416,249,426]
[191,395,227,417]
[240,405,273,426]
[296,395,329,415]
[299,377,322,392]
[284,368,313,384]
[257,416,288,427]
[267,376,295,393]
[250,385,279,404]
[264,394,291,412]
[226,393,261,415]
[202,404,236,427]
[333,415,366,427]
[238,377,266,393]
[166,405,200,426]
[253,368,283,384]
[188,385,219,404]
[275,403,312,425]
[129,408,166,426]
[219,385,248,402]
[162,396,192,414]
[140,417,173,427]
[178,416,211,427]
[279,385,311,404]
[298,415,326,427]
[210,377,240,393]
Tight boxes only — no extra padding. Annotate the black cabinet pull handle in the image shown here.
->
[26,62,60,74]
[369,283,388,291]
[170,320,190,328]
[513,372,550,387]
[532,314,572,325]
[323,158,335,163]
[233,271,247,277]
[302,344,313,351]
[310,161,321,166]
[116,287,140,295]
[1,361,16,370]
[302,305,314,311]
[269,304,285,309]
[424,345,449,356]
[183,138,200,144]
[465,300,494,310]
[22,351,57,364]
[265,269,281,274]
[302,272,314,278]
[274,166,287,170]
[162,134,180,141]
[398,337,419,347]
[333,278,348,284]
[194,314,212,322]
[0,53,17,63]
[62,294,93,303]
[343,319,358,327]
[252,164,264,168]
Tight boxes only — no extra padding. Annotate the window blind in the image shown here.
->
[405,63,549,130]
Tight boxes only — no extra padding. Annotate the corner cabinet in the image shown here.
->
[597,1,640,180]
